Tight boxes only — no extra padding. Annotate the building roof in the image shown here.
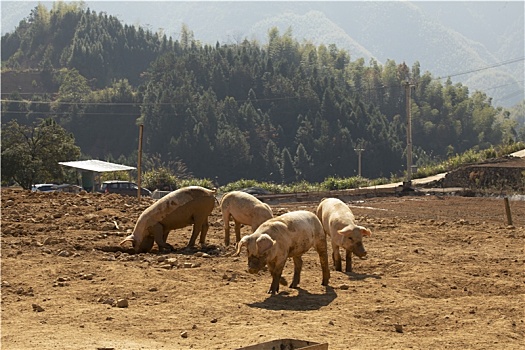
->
[510,149,525,158]
[59,160,136,173]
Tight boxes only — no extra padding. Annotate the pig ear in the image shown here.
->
[337,226,353,237]
[256,234,275,255]
[357,226,372,237]
[119,234,135,246]
[232,236,249,257]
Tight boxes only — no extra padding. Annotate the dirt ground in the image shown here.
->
[1,188,524,350]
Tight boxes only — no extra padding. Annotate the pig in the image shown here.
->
[233,210,330,294]
[316,197,371,272]
[120,186,216,253]
[220,191,274,246]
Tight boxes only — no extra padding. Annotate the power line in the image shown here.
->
[1,57,523,108]
[434,57,525,80]
[483,80,524,91]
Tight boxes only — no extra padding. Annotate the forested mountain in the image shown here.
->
[2,1,523,107]
[1,3,523,185]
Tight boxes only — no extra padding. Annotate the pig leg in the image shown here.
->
[199,219,209,245]
[267,261,286,294]
[187,223,200,247]
[315,240,330,286]
[162,228,175,251]
[152,223,173,252]
[331,240,343,271]
[289,256,303,289]
[223,211,231,246]
[345,249,353,272]
[234,220,242,244]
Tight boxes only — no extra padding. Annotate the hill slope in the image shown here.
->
[2,1,523,107]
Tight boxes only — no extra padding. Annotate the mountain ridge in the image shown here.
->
[1,1,523,107]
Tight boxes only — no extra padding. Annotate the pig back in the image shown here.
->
[317,198,356,233]
[266,210,324,257]
[159,194,215,230]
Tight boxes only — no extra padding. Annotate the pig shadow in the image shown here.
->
[247,286,337,311]
[99,244,224,256]
[169,244,222,255]
[345,271,382,281]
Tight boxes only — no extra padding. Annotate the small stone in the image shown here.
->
[116,299,128,308]
[394,324,403,333]
[82,273,94,280]
[180,331,188,338]
[57,250,71,257]
[165,258,178,266]
[32,303,45,312]
[339,284,350,290]
[149,287,158,292]
[102,298,115,305]
[43,237,57,245]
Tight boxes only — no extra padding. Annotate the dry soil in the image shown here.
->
[1,188,524,350]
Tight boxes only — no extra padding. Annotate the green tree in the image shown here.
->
[1,119,81,188]
[280,147,296,183]
[294,143,312,181]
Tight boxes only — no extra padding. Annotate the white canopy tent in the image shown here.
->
[59,160,136,192]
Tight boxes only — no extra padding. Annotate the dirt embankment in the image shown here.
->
[441,157,525,191]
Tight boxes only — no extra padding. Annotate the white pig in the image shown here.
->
[316,197,371,272]
[233,210,330,294]
[220,190,274,246]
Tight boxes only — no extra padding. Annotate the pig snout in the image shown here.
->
[352,242,367,259]
[247,256,267,273]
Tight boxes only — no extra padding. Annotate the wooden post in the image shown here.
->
[504,197,513,226]
[137,124,144,201]
[405,81,413,184]
[354,146,364,177]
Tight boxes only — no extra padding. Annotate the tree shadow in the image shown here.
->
[247,285,337,311]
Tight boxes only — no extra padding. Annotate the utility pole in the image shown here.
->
[354,144,365,177]
[137,124,144,201]
[404,81,414,186]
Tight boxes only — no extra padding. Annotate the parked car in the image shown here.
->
[56,184,83,194]
[99,181,152,197]
[31,184,58,192]
[241,187,272,196]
